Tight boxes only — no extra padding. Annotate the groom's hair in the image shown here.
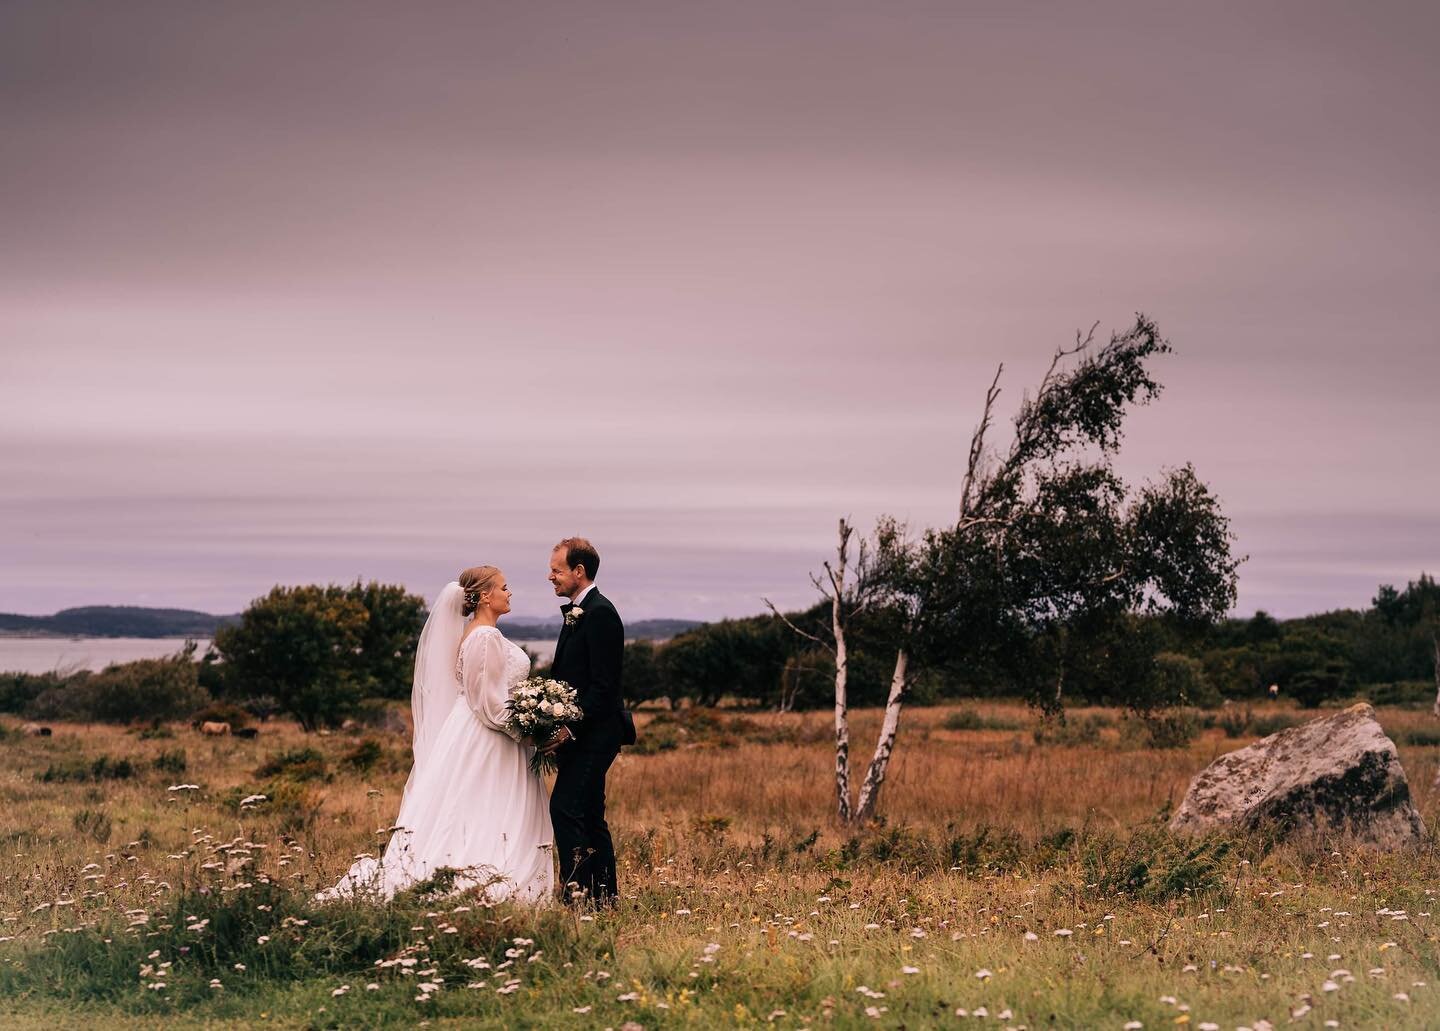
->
[554,537,600,581]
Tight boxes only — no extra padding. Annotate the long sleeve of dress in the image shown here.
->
[461,629,521,740]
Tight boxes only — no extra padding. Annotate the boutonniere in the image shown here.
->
[564,605,585,628]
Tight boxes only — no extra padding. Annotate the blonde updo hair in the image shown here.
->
[458,565,502,618]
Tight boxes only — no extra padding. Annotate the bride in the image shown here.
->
[318,566,555,903]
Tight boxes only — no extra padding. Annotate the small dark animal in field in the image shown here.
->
[22,723,52,737]
[233,727,259,739]
[1268,683,1279,699]
[199,721,231,736]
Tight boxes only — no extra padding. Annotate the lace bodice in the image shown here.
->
[454,625,532,739]
[455,625,530,688]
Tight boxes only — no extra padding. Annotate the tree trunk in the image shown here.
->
[832,585,852,823]
[853,647,909,823]
[1432,628,1439,718]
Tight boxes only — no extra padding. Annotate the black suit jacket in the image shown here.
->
[550,587,625,737]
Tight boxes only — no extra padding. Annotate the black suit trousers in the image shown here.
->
[550,713,623,904]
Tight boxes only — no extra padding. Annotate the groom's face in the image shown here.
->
[549,549,582,598]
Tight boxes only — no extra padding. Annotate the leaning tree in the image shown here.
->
[775,315,1241,824]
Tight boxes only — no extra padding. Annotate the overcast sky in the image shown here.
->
[2,1,1436,621]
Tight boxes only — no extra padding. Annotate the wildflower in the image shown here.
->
[1123,1023,1143,1029]
[1054,928,1073,937]
[573,1006,592,1014]
[975,968,993,980]
[617,991,640,1002]
[902,966,920,975]
[332,985,350,997]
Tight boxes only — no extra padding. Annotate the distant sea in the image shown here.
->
[0,636,559,674]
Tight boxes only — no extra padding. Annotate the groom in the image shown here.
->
[541,537,627,906]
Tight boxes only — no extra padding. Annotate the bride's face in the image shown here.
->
[483,574,512,616]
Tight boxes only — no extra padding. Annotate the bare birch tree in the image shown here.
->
[772,314,1239,825]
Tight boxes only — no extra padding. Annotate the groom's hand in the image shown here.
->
[539,725,573,755]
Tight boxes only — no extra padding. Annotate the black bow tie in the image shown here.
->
[560,603,574,614]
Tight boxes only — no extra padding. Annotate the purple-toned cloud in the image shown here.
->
[2,1,1436,619]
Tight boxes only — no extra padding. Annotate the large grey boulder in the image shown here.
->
[1170,703,1425,850]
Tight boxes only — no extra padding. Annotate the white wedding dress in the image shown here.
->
[319,590,555,904]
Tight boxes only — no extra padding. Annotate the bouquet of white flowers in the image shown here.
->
[505,676,584,774]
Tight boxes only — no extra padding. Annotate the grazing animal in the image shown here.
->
[233,726,258,739]
[22,723,53,737]
[199,721,231,736]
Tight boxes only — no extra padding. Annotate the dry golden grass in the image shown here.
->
[3,701,1440,1028]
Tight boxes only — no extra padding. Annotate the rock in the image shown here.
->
[1170,703,1425,850]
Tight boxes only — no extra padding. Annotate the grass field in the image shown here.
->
[2,702,1439,1028]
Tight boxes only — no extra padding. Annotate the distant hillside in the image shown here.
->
[0,606,239,638]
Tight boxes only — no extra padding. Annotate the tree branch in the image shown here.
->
[961,363,1003,520]
[763,597,833,652]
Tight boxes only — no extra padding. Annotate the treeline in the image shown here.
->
[619,573,1440,712]
[3,575,1435,729]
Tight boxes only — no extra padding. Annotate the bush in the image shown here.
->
[340,738,386,774]
[0,670,68,715]
[254,747,329,782]
[1361,680,1433,707]
[1217,704,1254,738]
[39,755,136,782]
[1290,662,1351,708]
[943,708,1024,732]
[1397,726,1440,747]
[1249,712,1300,737]
[1083,825,1234,902]
[1033,712,1113,746]
[1140,708,1201,749]
[152,748,187,775]
[28,646,209,724]
[188,701,253,730]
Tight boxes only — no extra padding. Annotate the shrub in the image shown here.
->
[943,708,1024,732]
[0,670,69,715]
[39,755,136,782]
[1217,704,1254,738]
[1398,726,1440,747]
[629,725,680,755]
[1147,709,1200,748]
[1362,681,1433,707]
[340,738,385,774]
[1249,712,1301,737]
[1290,663,1351,708]
[1083,825,1234,902]
[254,747,329,782]
[152,748,187,775]
[1033,712,1113,746]
[29,646,208,724]
[188,701,252,730]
